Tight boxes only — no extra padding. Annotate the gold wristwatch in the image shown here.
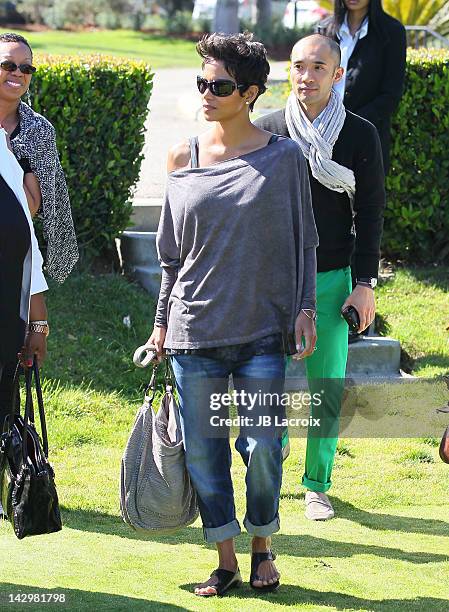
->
[28,320,50,337]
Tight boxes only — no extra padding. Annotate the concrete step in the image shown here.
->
[127,265,162,297]
[120,230,162,296]
[121,230,158,269]
[129,198,163,232]
[285,336,403,390]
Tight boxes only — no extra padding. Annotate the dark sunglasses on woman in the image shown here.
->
[197,76,247,97]
[0,60,36,75]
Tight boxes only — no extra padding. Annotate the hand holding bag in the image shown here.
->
[0,361,62,539]
[120,360,199,533]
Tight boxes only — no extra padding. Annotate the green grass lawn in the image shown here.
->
[0,271,448,611]
[376,267,448,377]
[16,29,198,68]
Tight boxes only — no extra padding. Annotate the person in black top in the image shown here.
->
[256,34,385,521]
[0,127,49,518]
[0,173,30,367]
[319,0,407,173]
[0,32,77,431]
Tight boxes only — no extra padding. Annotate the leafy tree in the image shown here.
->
[383,0,448,23]
[16,0,52,23]
[429,2,449,35]
[159,0,193,17]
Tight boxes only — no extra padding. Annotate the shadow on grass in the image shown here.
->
[179,582,448,609]
[61,507,448,564]
[280,495,449,538]
[0,583,186,611]
[332,497,449,537]
[404,267,449,293]
[412,352,449,374]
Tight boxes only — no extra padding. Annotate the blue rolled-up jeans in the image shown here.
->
[171,352,285,544]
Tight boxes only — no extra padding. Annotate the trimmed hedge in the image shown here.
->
[386,49,449,264]
[31,55,154,259]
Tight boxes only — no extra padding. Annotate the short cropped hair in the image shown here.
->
[295,33,341,66]
[0,32,33,57]
[196,32,270,111]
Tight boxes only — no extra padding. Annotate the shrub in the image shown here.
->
[30,55,153,260]
[164,10,193,35]
[42,0,96,28]
[386,49,449,264]
[193,16,211,34]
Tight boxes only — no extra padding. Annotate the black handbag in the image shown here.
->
[0,360,62,539]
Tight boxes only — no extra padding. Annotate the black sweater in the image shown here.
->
[255,109,385,279]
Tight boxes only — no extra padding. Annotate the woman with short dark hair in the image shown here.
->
[147,32,318,597]
[320,0,407,173]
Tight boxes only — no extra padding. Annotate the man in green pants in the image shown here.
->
[256,34,385,519]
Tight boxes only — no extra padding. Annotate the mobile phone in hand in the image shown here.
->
[341,305,360,333]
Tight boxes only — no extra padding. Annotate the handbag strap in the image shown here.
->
[164,358,175,388]
[8,363,22,434]
[21,359,49,462]
[21,365,33,463]
[144,365,158,404]
[144,358,175,406]
[33,361,49,457]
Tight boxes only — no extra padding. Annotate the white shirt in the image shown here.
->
[0,129,47,322]
[312,108,326,129]
[334,14,369,100]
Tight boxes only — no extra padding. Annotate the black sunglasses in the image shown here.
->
[0,60,36,75]
[197,76,246,97]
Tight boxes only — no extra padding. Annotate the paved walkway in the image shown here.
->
[133,61,289,202]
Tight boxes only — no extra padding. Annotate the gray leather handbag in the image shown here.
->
[120,361,199,533]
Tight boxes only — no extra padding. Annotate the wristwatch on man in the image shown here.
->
[356,277,377,289]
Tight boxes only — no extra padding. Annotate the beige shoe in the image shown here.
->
[305,491,335,521]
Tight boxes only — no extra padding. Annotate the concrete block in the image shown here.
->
[128,265,162,297]
[347,336,401,375]
[121,231,159,268]
[285,336,403,391]
[129,198,162,232]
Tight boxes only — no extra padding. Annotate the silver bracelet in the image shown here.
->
[30,319,48,325]
[301,308,317,321]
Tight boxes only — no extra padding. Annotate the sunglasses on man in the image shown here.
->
[0,60,36,75]
[197,76,247,97]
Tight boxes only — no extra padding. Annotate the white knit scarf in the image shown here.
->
[285,89,355,201]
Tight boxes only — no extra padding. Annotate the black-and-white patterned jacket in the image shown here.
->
[11,101,78,283]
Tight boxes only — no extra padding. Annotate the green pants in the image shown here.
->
[302,267,352,493]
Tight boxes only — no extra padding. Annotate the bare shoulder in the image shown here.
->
[167,140,191,173]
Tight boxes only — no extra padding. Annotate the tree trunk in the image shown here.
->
[213,0,239,34]
[256,0,272,32]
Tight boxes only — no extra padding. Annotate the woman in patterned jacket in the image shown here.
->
[0,32,78,416]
